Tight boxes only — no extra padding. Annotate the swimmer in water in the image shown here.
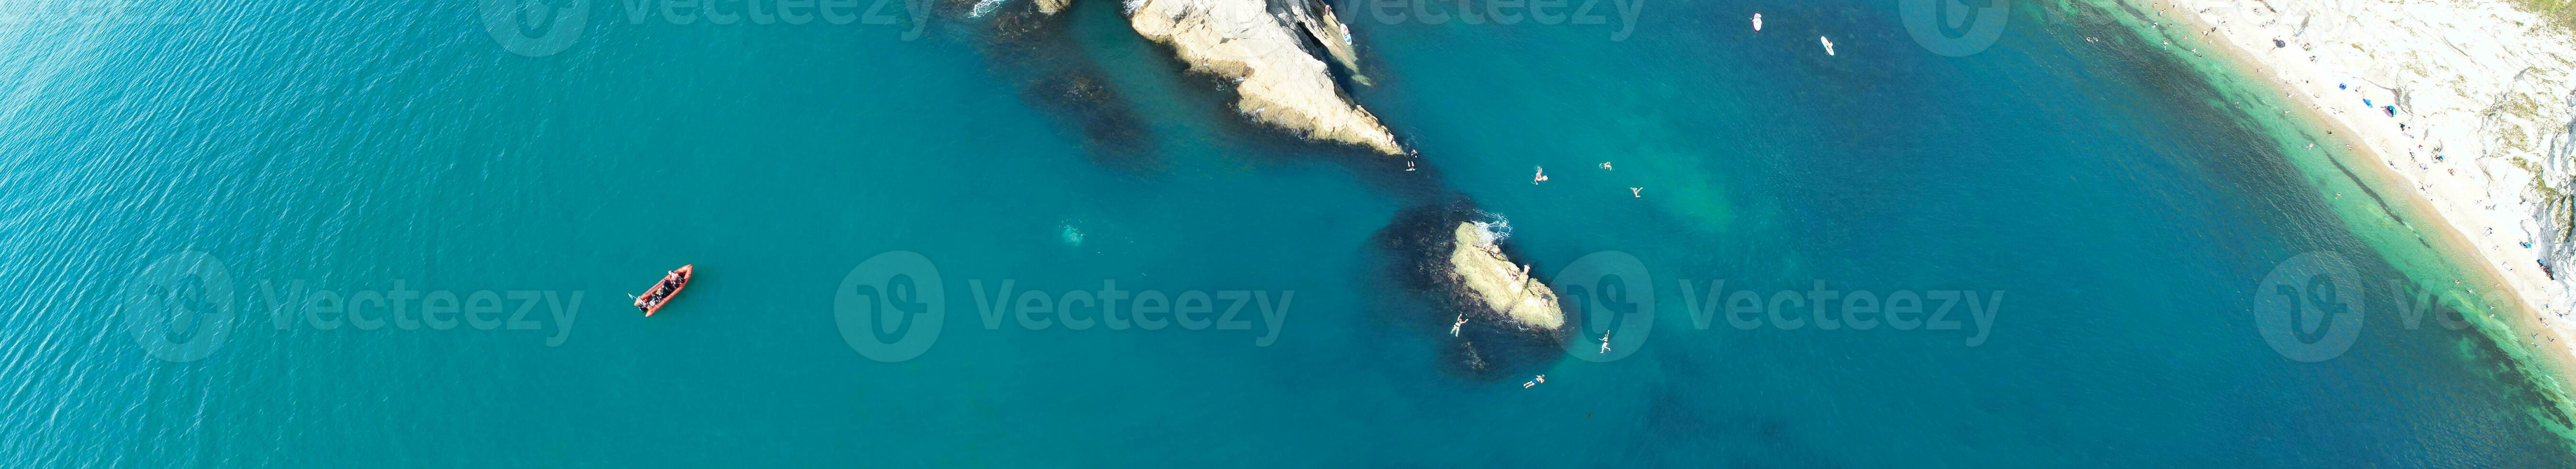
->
[1533,166,1549,184]
[1631,187,1642,198]
[1599,162,1613,170]
[1451,314,1467,336]
[1599,331,1613,354]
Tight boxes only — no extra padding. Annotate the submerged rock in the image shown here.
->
[978,0,1161,171]
[1125,0,1404,155]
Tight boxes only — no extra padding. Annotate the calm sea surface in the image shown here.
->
[0,0,2568,466]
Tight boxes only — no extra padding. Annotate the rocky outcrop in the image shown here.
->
[1285,0,1368,85]
[1126,0,1405,155]
[1445,222,1564,329]
[1376,204,1567,379]
[1035,0,1071,15]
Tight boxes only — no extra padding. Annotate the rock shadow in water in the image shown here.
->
[974,0,1164,175]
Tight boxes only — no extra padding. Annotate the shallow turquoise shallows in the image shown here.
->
[3,0,2570,466]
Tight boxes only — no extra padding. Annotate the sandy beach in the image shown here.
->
[2122,0,2576,371]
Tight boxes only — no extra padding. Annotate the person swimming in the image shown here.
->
[1631,187,1642,198]
[1451,314,1467,336]
[1532,166,1549,184]
[1599,162,1613,170]
[1599,331,1612,354]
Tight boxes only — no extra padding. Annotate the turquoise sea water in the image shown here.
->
[4,0,2573,466]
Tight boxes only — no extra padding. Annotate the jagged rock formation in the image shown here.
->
[1445,222,1565,329]
[1125,0,1405,155]
[1376,204,1569,380]
[1284,0,1368,85]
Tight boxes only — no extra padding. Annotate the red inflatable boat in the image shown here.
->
[635,265,693,317]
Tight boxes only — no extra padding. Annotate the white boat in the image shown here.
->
[1752,13,1762,32]
[1820,36,1835,56]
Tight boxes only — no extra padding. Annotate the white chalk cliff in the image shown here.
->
[2151,0,2574,354]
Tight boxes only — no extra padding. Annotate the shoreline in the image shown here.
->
[2103,0,2576,425]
